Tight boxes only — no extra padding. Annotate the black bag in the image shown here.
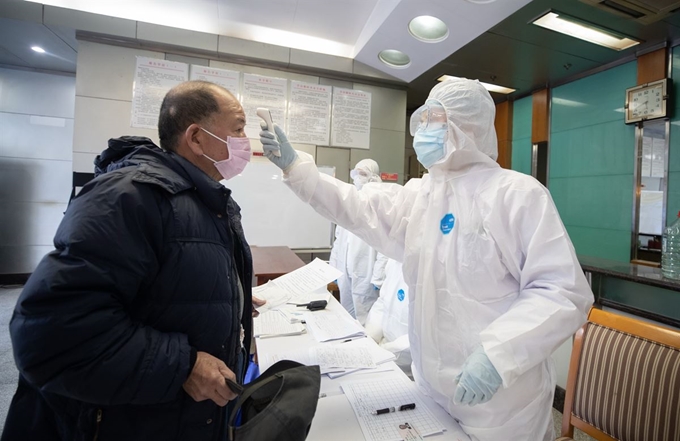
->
[228,360,321,441]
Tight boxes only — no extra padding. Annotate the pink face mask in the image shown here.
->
[200,128,251,180]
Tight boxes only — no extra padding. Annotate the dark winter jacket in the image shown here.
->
[2,137,253,441]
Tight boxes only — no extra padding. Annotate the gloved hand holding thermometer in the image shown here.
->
[256,108,280,157]
[258,108,298,171]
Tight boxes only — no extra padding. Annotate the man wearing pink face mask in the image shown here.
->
[4,81,263,441]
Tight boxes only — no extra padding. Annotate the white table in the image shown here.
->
[255,295,471,441]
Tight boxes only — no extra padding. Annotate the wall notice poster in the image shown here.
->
[241,73,288,139]
[286,81,332,145]
[190,65,240,99]
[131,57,188,129]
[330,88,371,149]
[641,137,652,177]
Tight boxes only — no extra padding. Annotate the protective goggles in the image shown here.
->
[409,101,448,136]
[350,169,370,180]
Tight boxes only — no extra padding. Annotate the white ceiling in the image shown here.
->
[16,0,532,82]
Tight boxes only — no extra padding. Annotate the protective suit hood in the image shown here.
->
[425,78,499,177]
[351,158,382,189]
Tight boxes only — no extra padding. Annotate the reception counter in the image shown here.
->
[579,255,680,328]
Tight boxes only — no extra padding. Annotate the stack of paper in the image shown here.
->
[253,310,305,338]
[260,346,376,374]
[252,281,292,313]
[253,259,341,313]
[304,309,365,342]
[326,337,397,379]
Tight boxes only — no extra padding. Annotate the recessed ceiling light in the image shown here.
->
[378,50,411,68]
[408,16,449,43]
[31,46,45,53]
[532,11,640,51]
[437,75,516,94]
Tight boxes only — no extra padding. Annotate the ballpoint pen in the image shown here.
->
[371,403,416,415]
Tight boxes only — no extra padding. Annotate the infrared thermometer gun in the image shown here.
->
[256,107,281,157]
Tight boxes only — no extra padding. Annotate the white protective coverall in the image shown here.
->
[281,78,593,441]
[329,159,387,325]
[364,259,411,376]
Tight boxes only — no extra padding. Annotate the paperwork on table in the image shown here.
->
[253,310,305,338]
[304,309,366,342]
[253,258,342,313]
[260,337,395,377]
[341,377,446,441]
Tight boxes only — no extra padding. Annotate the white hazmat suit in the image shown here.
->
[264,78,593,441]
[329,159,387,325]
[364,259,411,376]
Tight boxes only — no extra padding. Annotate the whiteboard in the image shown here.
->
[225,160,332,248]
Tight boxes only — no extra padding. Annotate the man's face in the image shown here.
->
[200,92,247,163]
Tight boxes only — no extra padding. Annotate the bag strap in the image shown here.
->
[228,373,280,441]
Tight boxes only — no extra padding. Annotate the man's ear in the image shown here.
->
[184,124,204,156]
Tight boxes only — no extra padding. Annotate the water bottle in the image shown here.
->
[661,211,680,280]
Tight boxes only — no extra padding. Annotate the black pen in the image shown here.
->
[371,403,416,415]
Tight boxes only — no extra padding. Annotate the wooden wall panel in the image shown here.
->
[637,48,667,85]
[532,89,550,144]
[495,100,513,169]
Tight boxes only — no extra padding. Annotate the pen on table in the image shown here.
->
[371,403,416,415]
[341,336,366,343]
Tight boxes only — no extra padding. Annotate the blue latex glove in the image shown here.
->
[453,347,502,406]
[259,123,298,171]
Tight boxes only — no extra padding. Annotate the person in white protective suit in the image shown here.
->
[328,159,388,325]
[259,77,593,441]
[364,258,411,376]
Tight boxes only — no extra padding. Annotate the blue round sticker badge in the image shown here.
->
[440,213,455,235]
[397,289,405,302]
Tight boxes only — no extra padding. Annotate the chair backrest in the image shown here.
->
[562,308,680,441]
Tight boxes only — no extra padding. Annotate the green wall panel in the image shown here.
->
[550,62,637,262]
[512,136,532,175]
[511,95,532,175]
[551,62,636,133]
[668,47,680,226]
[550,120,635,179]
[564,226,631,262]
[550,175,633,231]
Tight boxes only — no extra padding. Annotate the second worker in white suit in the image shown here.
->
[329,159,387,325]
[259,77,593,441]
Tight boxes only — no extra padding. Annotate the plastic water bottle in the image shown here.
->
[661,211,680,280]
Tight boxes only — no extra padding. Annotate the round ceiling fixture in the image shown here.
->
[408,15,449,43]
[378,49,411,68]
[31,46,45,53]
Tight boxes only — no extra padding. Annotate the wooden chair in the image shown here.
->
[557,308,680,441]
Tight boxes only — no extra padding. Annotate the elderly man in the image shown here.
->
[3,81,259,441]
[260,77,593,440]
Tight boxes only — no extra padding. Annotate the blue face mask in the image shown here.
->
[413,127,447,169]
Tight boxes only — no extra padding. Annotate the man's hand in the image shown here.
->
[183,351,237,406]
[252,296,266,317]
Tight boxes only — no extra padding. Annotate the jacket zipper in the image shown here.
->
[93,409,102,441]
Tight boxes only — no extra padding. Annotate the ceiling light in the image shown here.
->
[378,50,411,68]
[408,16,449,43]
[532,11,640,51]
[437,75,516,94]
[31,46,45,53]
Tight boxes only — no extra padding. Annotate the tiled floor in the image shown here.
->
[0,286,20,434]
[0,286,596,440]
